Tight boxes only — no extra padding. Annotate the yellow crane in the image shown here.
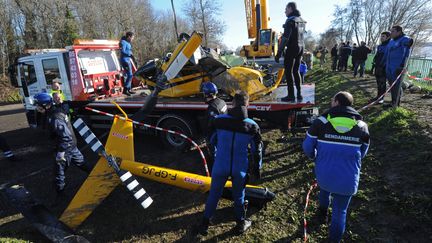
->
[240,0,279,58]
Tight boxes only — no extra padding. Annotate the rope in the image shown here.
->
[358,69,406,112]
[84,107,210,177]
[303,180,318,242]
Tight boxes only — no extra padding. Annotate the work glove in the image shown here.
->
[56,152,66,162]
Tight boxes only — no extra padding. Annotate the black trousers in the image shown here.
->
[0,135,11,152]
[375,67,387,99]
[331,56,338,71]
[284,47,304,98]
[0,135,13,158]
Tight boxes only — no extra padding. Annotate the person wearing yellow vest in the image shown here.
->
[303,91,370,243]
[50,78,66,101]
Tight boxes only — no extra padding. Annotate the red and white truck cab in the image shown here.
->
[9,39,129,127]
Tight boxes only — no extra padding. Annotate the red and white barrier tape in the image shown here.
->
[303,180,318,242]
[84,107,210,177]
[406,73,432,82]
[358,69,406,112]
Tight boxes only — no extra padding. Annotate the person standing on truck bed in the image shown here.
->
[198,91,263,235]
[120,31,136,96]
[302,91,370,243]
[275,2,306,102]
[201,82,227,163]
[33,92,91,193]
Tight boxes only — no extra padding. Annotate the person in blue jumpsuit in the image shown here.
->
[34,92,90,192]
[198,91,262,235]
[303,91,370,243]
[383,25,413,107]
[120,31,136,96]
[275,2,306,102]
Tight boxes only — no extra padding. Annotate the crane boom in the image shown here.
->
[241,0,277,58]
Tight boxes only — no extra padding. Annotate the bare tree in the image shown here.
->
[319,28,339,50]
[171,0,179,40]
[330,0,432,52]
[0,0,198,76]
[182,0,226,48]
[304,31,317,52]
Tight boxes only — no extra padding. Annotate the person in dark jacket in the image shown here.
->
[382,25,413,107]
[34,92,90,193]
[337,42,345,71]
[339,42,352,72]
[120,31,136,96]
[331,44,338,71]
[303,91,370,243]
[353,42,371,78]
[372,31,391,104]
[0,134,18,161]
[202,82,228,132]
[198,91,263,235]
[201,82,228,163]
[275,2,306,102]
[350,43,357,71]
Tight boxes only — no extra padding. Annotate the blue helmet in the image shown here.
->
[201,82,218,95]
[33,92,53,107]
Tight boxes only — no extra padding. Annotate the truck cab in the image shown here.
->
[9,40,126,128]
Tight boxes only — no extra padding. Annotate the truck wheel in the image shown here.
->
[157,115,195,151]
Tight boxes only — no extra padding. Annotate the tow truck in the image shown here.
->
[9,35,317,151]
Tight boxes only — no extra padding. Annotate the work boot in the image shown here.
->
[297,94,303,101]
[235,219,252,234]
[281,96,295,102]
[123,89,131,96]
[197,218,210,236]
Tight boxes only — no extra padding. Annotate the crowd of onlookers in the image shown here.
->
[327,42,372,77]
[313,25,412,109]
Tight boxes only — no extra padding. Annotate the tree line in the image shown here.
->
[319,0,432,52]
[0,0,225,78]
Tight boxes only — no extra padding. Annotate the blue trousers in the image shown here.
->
[387,68,404,107]
[121,61,133,90]
[55,146,87,191]
[353,61,366,77]
[204,174,247,221]
[319,189,352,243]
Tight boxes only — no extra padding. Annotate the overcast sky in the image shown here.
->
[151,0,349,50]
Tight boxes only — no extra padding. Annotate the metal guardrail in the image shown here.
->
[407,57,432,80]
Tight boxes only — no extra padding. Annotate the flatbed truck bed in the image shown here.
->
[81,84,316,150]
